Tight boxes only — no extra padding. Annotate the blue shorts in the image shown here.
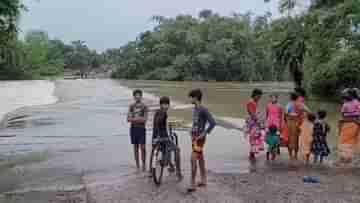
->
[130,126,146,145]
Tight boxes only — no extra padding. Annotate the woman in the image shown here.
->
[246,88,263,161]
[285,92,302,161]
[337,89,360,164]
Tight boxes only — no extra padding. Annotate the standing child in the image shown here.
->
[265,125,280,161]
[187,89,216,192]
[311,110,331,164]
[266,94,283,155]
[149,96,183,179]
[127,89,148,172]
[299,113,316,165]
[246,89,264,161]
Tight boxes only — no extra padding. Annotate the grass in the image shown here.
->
[0,151,48,173]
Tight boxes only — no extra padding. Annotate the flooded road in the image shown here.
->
[1,79,355,203]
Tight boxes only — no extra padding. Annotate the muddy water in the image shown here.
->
[119,80,342,147]
[0,80,342,173]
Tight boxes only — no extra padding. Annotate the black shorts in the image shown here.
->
[130,126,146,145]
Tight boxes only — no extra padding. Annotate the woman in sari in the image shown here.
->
[337,89,360,164]
[285,92,302,161]
[246,89,263,161]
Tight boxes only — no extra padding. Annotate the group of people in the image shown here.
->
[127,89,216,192]
[126,86,360,192]
[246,87,360,166]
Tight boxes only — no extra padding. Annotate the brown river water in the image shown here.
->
[120,80,342,148]
[1,79,358,203]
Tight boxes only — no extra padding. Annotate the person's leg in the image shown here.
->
[140,144,146,172]
[188,152,198,191]
[199,155,207,186]
[175,147,183,179]
[266,151,270,161]
[320,156,324,164]
[288,148,293,160]
[313,154,318,164]
[271,151,276,161]
[134,144,140,170]
[294,150,298,161]
[305,154,310,165]
[148,146,154,176]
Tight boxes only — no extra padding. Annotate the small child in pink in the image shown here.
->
[266,94,283,157]
[266,94,283,130]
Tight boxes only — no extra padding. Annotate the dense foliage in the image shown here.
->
[0,1,103,80]
[110,12,289,82]
[110,0,360,97]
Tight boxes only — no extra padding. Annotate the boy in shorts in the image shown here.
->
[187,89,216,192]
[127,89,148,171]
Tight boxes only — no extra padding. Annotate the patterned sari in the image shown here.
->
[246,99,265,154]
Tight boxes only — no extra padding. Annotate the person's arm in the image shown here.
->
[152,112,159,141]
[127,105,133,123]
[247,102,257,120]
[279,107,284,129]
[204,108,216,135]
[134,105,148,123]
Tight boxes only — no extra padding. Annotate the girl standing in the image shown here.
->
[311,110,331,164]
[246,89,263,161]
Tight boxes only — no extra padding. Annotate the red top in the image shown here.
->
[247,99,257,115]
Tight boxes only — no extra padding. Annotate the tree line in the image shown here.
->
[110,0,360,97]
[1,0,360,97]
[0,1,103,80]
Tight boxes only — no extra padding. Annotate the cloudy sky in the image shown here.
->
[20,0,280,52]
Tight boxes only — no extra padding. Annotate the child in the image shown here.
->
[311,110,330,164]
[127,89,148,171]
[149,96,183,179]
[246,89,264,161]
[266,94,283,154]
[266,94,283,130]
[285,92,301,161]
[295,87,306,104]
[337,89,360,164]
[187,89,216,193]
[299,113,316,165]
[266,125,280,161]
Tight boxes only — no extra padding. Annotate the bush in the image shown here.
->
[310,50,360,97]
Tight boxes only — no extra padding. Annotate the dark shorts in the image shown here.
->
[130,126,146,145]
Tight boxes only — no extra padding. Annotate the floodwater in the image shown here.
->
[0,79,343,171]
[120,80,342,148]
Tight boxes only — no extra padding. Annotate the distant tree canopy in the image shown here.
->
[1,0,360,98]
[0,2,104,80]
[109,1,360,97]
[110,11,288,82]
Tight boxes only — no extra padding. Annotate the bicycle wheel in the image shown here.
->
[151,144,164,186]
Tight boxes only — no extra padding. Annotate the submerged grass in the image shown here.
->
[0,151,48,173]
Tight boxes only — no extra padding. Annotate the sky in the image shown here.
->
[20,0,280,52]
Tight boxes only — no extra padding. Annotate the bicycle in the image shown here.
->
[150,122,183,186]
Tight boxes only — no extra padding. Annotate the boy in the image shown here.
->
[127,89,148,172]
[149,96,183,179]
[187,89,216,192]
